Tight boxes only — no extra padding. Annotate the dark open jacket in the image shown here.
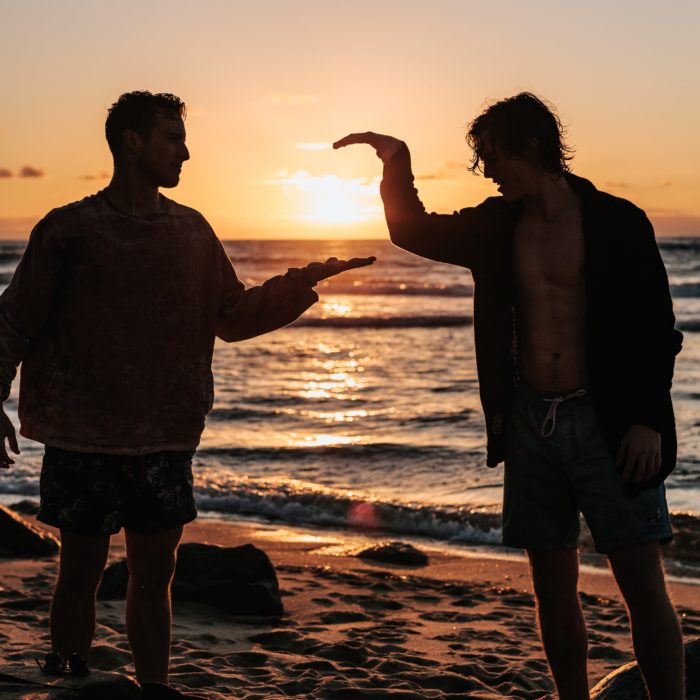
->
[381,145,683,486]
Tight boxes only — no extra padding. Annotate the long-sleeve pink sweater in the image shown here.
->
[0,191,318,454]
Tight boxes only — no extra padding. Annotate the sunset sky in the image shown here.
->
[1,0,698,239]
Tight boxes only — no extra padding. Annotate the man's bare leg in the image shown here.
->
[50,531,111,660]
[608,541,685,700]
[125,526,183,685]
[528,548,590,700]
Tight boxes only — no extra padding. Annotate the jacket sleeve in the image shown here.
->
[622,212,682,431]
[215,241,318,342]
[0,217,65,401]
[380,143,494,270]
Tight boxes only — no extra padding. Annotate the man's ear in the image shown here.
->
[122,129,143,155]
[522,137,540,165]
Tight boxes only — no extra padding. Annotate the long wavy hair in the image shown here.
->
[466,93,574,175]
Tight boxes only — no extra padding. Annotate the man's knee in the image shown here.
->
[57,533,110,592]
[528,548,580,606]
[127,553,177,593]
[124,526,182,594]
[608,541,670,607]
[127,571,174,595]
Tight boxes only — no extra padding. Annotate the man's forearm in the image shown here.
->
[216,272,318,342]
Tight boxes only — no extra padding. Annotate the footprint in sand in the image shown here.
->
[311,597,335,608]
[88,643,133,670]
[248,629,321,654]
[224,651,269,668]
[314,641,369,666]
[319,610,370,624]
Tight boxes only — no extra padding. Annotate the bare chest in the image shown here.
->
[513,209,585,293]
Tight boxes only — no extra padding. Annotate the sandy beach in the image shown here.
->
[0,515,698,699]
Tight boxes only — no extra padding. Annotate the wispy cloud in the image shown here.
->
[257,93,320,107]
[296,142,331,151]
[78,171,110,181]
[0,168,12,178]
[605,179,674,191]
[19,165,44,178]
[416,160,466,181]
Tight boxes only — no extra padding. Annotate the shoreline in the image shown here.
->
[1,513,699,698]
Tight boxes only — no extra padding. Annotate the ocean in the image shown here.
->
[1,238,699,570]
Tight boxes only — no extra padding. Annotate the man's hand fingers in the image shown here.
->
[0,442,14,468]
[333,133,378,149]
[8,427,19,455]
[344,256,376,268]
[302,257,376,285]
[644,451,661,482]
[622,449,639,483]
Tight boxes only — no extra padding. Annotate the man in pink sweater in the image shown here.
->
[0,91,372,699]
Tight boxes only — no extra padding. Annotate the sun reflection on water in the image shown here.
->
[291,433,360,447]
[320,299,354,318]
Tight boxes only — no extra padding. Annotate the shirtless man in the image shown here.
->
[334,93,684,699]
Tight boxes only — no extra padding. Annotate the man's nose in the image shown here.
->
[181,144,190,161]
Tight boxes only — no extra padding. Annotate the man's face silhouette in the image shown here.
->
[479,134,539,202]
[136,114,190,189]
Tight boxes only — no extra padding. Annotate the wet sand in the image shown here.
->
[1,516,699,698]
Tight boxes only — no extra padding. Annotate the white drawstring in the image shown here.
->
[540,389,587,437]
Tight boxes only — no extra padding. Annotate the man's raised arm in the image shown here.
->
[334,132,493,269]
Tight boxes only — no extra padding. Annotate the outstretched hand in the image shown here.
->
[0,407,20,470]
[333,132,404,163]
[301,256,375,286]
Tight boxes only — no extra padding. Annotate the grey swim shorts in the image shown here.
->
[502,383,673,553]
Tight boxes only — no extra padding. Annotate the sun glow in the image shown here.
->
[293,433,360,447]
[264,170,382,225]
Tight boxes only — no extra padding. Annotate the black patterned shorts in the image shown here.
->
[37,447,198,535]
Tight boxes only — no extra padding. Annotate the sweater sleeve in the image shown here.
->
[380,144,494,270]
[0,217,65,401]
[215,242,318,342]
[623,212,683,431]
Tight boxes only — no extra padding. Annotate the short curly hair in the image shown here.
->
[466,93,573,175]
[105,91,186,157]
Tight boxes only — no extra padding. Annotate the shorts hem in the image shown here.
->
[36,511,122,536]
[502,538,579,551]
[594,531,674,554]
[122,512,198,534]
[36,511,198,536]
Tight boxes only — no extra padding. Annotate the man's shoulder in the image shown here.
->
[568,173,646,222]
[161,196,210,224]
[40,192,105,226]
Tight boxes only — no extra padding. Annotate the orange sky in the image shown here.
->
[1,0,698,238]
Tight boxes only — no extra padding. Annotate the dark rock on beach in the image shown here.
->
[0,666,140,699]
[59,674,142,699]
[8,499,40,516]
[98,542,283,617]
[0,505,60,557]
[355,541,429,567]
[590,636,700,698]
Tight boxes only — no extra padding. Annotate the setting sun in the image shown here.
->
[264,170,382,225]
